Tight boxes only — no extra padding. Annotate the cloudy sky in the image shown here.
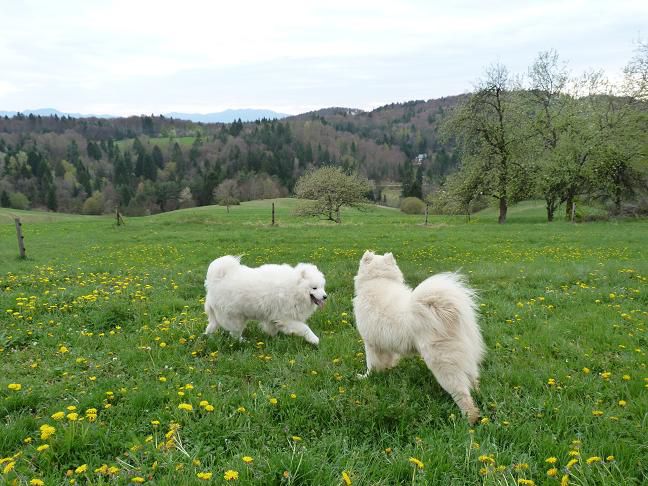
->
[1,0,646,116]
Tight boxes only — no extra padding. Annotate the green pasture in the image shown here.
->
[0,200,646,485]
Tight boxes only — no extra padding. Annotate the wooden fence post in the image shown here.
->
[272,202,275,226]
[14,218,26,258]
[424,204,429,226]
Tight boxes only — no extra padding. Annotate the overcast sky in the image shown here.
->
[1,0,646,116]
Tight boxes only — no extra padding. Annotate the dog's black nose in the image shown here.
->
[323,294,328,300]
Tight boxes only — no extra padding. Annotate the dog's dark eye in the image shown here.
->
[312,287,317,290]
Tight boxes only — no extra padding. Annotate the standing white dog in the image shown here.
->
[353,251,485,423]
[204,256,327,345]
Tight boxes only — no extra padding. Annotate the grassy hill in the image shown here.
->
[1,204,646,484]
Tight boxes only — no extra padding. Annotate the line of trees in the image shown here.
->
[432,45,648,222]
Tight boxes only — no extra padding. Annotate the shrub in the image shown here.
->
[400,197,425,214]
[9,192,30,210]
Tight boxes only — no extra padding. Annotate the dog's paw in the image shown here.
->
[356,371,370,380]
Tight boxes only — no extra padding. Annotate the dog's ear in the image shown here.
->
[361,251,374,263]
[384,252,396,265]
[296,263,314,281]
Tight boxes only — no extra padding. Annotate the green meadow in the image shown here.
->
[0,200,646,485]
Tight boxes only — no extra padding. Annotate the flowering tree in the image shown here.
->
[294,166,372,223]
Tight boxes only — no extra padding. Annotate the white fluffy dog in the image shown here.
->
[353,251,485,423]
[204,256,327,345]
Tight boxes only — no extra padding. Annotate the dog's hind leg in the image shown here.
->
[259,321,278,337]
[358,344,401,378]
[276,320,319,346]
[204,304,220,335]
[418,345,481,424]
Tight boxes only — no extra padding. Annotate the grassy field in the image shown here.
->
[1,200,646,485]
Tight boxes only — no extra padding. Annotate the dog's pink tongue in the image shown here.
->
[318,301,325,308]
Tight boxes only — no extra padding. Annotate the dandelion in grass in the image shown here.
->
[547,468,558,476]
[342,470,352,485]
[51,412,65,421]
[75,464,88,474]
[409,457,424,469]
[132,477,145,483]
[197,472,212,480]
[30,479,45,486]
[224,470,239,481]
[291,436,302,441]
[7,383,21,391]
[178,403,193,411]
[269,397,278,405]
[242,456,253,464]
[39,424,56,440]
[3,462,15,474]
[517,480,535,486]
[566,458,579,469]
[36,444,49,452]
[561,475,569,486]
[586,456,601,464]
[545,457,557,464]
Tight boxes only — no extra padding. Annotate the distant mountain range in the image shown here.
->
[0,108,290,123]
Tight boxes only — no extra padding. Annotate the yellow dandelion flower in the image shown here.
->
[205,404,215,412]
[517,480,535,486]
[199,400,209,407]
[591,410,604,416]
[178,403,193,411]
[586,456,601,464]
[30,479,45,486]
[545,457,558,464]
[236,406,246,413]
[39,424,56,440]
[566,458,579,469]
[582,368,590,374]
[7,383,21,391]
[547,467,558,476]
[618,400,627,407]
[408,457,424,469]
[606,456,615,462]
[75,464,88,474]
[242,456,253,464]
[342,470,352,485]
[3,461,16,474]
[622,374,630,381]
[479,455,495,464]
[51,412,65,421]
[66,413,79,421]
[36,444,50,452]
[197,472,212,480]
[224,469,239,481]
[561,474,569,486]
[131,477,145,483]
[269,397,278,405]
[291,435,302,441]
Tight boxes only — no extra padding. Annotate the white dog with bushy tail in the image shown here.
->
[204,256,327,345]
[353,251,485,423]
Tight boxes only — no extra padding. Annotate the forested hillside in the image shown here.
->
[0,97,460,215]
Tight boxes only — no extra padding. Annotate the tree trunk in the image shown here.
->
[498,197,507,224]
[335,207,341,223]
[565,194,573,220]
[546,197,555,222]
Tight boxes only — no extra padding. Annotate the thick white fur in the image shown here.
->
[204,255,327,345]
[353,251,485,423]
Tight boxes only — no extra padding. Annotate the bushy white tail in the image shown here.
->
[205,255,241,286]
[412,272,478,330]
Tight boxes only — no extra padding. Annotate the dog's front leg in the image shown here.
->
[277,320,320,346]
